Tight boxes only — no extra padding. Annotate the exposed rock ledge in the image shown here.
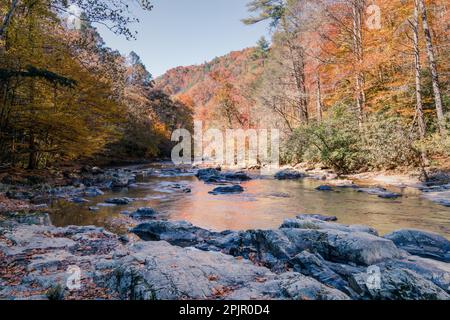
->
[0,213,449,300]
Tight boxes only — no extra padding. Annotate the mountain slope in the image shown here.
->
[155,47,265,122]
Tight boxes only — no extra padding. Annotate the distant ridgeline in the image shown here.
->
[155,47,266,129]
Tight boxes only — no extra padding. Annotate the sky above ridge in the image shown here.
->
[96,0,271,77]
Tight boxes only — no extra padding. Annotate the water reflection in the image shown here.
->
[49,171,450,238]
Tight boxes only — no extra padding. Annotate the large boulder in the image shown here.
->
[95,241,349,300]
[132,220,219,247]
[384,229,450,262]
[133,220,405,267]
[281,228,405,266]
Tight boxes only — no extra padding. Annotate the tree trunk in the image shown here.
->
[413,0,426,139]
[0,0,20,39]
[281,16,309,125]
[412,0,428,167]
[418,0,445,136]
[352,0,366,127]
[316,73,323,123]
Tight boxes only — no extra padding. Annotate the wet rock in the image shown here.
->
[89,207,100,212]
[357,187,401,199]
[70,197,90,204]
[196,168,221,181]
[209,185,244,195]
[110,173,136,189]
[316,185,333,192]
[83,187,104,197]
[97,203,117,207]
[350,268,449,300]
[129,208,159,220]
[221,171,252,181]
[274,169,306,180]
[48,186,81,198]
[297,214,338,222]
[104,197,133,205]
[169,183,192,193]
[196,168,251,183]
[384,229,450,262]
[420,185,450,208]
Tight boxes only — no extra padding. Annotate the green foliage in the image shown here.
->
[282,106,365,174]
[282,106,425,174]
[363,115,421,170]
[252,36,270,60]
[243,0,286,27]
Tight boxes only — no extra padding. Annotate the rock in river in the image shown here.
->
[196,168,251,183]
[209,185,244,195]
[275,169,306,180]
[316,185,334,192]
[104,197,133,205]
[129,207,159,220]
[357,187,401,199]
[83,187,104,197]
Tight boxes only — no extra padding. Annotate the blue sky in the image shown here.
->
[96,0,270,77]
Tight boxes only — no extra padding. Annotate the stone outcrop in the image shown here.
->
[385,229,450,262]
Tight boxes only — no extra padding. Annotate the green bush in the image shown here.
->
[362,115,421,170]
[282,106,430,174]
[282,105,366,174]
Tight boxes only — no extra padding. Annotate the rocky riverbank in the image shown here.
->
[0,164,449,300]
[271,165,450,208]
[1,209,449,300]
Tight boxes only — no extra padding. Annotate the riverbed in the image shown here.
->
[48,164,450,238]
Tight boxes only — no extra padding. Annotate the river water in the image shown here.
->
[49,165,450,238]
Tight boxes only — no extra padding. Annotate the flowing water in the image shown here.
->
[49,164,450,238]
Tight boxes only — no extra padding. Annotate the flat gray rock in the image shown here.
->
[95,241,349,300]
